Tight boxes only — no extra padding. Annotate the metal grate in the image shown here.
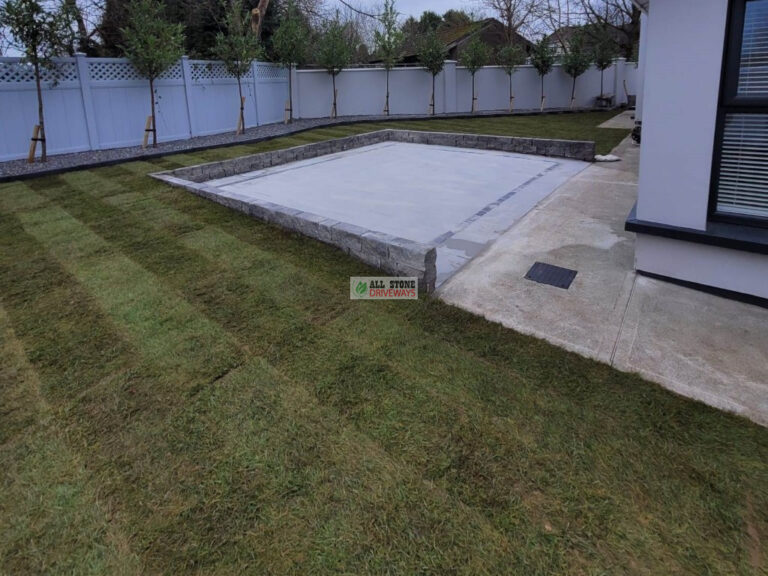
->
[524,262,578,290]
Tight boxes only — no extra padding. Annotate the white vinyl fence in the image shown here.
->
[293,59,639,118]
[0,55,639,162]
[0,55,289,161]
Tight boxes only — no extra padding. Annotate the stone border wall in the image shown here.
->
[151,130,595,293]
[162,129,594,185]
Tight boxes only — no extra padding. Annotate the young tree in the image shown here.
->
[530,36,556,111]
[497,42,525,112]
[373,0,404,115]
[561,32,591,108]
[593,33,615,97]
[317,13,351,118]
[272,0,309,122]
[418,30,445,115]
[214,0,263,134]
[0,0,75,162]
[459,37,489,113]
[121,0,184,147]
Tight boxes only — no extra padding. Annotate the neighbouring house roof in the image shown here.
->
[393,18,533,65]
[631,0,649,12]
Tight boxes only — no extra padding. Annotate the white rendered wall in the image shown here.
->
[636,235,768,300]
[294,66,447,117]
[294,61,625,118]
[635,0,729,230]
[635,12,649,121]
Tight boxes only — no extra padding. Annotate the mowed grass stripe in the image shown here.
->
[0,206,133,397]
[44,169,615,570]
[171,218,649,572]
[18,205,242,385]
[0,305,143,575]
[30,174,346,357]
[10,184,520,564]
[289,306,763,574]
[3,188,520,569]
[144,356,516,574]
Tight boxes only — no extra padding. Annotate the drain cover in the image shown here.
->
[525,262,577,289]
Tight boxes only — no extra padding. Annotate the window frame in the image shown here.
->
[709,0,768,227]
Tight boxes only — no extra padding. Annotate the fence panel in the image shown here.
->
[0,57,90,160]
[0,55,637,162]
[0,56,289,162]
[255,63,290,125]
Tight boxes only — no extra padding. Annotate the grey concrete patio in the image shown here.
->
[438,136,768,427]
[201,140,588,286]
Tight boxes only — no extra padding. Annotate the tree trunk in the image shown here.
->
[65,0,89,53]
[571,76,576,109]
[34,61,47,162]
[509,74,513,111]
[237,75,244,134]
[385,69,390,116]
[540,74,545,111]
[600,70,604,97]
[288,64,293,122]
[149,77,157,147]
[331,74,337,118]
[431,74,436,116]
[471,73,475,113]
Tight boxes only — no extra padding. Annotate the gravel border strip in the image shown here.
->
[0,107,607,183]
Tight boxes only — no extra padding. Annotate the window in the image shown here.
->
[712,0,768,222]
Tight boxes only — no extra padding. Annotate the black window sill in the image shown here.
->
[625,203,768,255]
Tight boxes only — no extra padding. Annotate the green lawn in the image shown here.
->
[1,112,766,575]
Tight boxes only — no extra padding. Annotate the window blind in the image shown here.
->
[716,113,768,217]
[737,0,768,96]
[714,0,768,220]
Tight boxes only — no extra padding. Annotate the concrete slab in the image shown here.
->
[613,275,768,425]
[598,109,636,129]
[205,141,588,285]
[439,136,768,427]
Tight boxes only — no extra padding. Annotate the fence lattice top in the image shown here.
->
[190,61,252,82]
[0,60,78,83]
[88,59,183,82]
[256,63,288,80]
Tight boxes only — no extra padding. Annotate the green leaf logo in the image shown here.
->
[355,281,367,295]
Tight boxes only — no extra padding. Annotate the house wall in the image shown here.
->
[635,236,768,300]
[632,0,768,300]
[635,11,649,121]
[635,0,729,230]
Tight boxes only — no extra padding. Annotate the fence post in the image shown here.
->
[180,56,197,136]
[614,57,627,106]
[289,66,300,120]
[443,60,457,114]
[251,61,261,126]
[74,53,100,150]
